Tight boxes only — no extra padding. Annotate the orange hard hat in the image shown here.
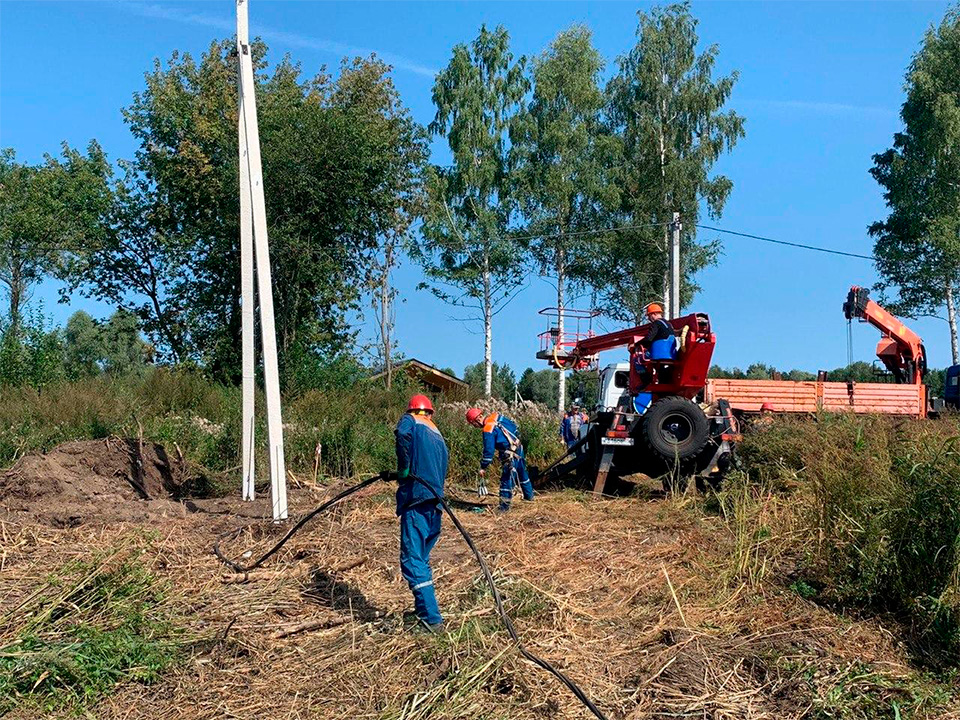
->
[759,402,775,412]
[645,302,663,316]
[465,408,484,425]
[407,394,434,413]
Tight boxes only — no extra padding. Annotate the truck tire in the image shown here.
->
[642,397,710,461]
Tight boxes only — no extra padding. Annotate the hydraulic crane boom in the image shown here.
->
[842,286,926,384]
[539,312,715,400]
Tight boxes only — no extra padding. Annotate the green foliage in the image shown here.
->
[870,7,960,363]
[0,550,181,714]
[517,367,556,405]
[0,309,66,389]
[463,361,516,400]
[737,414,960,665]
[518,367,598,408]
[418,25,529,398]
[596,2,744,322]
[65,41,427,378]
[0,144,112,327]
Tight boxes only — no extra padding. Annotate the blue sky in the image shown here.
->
[1,1,955,377]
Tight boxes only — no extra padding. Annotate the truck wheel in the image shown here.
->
[642,397,710,461]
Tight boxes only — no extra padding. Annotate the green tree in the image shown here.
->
[510,26,616,411]
[67,41,427,378]
[418,25,529,398]
[464,360,516,400]
[101,309,151,376]
[598,2,744,323]
[0,309,65,389]
[64,310,104,378]
[517,367,556,405]
[870,8,960,364]
[0,145,111,328]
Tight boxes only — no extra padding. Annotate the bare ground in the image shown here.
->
[1,442,958,719]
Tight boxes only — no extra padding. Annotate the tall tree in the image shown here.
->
[599,2,744,323]
[0,144,111,328]
[870,8,960,363]
[418,25,529,397]
[331,58,429,389]
[65,41,427,379]
[510,25,616,411]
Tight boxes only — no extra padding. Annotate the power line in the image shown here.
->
[695,224,876,261]
[508,222,667,243]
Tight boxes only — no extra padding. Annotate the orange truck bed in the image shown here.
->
[704,378,927,418]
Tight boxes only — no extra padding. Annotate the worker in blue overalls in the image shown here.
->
[466,407,534,511]
[560,404,589,449]
[395,394,449,633]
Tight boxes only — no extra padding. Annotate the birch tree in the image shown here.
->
[870,8,960,364]
[600,2,744,323]
[418,25,528,397]
[511,26,615,411]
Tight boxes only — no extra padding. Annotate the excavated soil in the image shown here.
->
[0,438,188,527]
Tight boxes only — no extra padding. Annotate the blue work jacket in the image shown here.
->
[395,412,448,514]
[480,413,522,469]
[560,412,588,446]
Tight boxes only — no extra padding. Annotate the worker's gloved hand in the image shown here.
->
[477,482,489,497]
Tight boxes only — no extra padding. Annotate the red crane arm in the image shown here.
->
[560,313,712,368]
[843,286,925,383]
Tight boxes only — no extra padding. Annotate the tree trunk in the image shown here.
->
[557,251,566,413]
[483,257,493,398]
[379,243,394,390]
[8,281,22,331]
[947,283,959,365]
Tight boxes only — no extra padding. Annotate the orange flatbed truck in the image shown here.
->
[704,286,932,419]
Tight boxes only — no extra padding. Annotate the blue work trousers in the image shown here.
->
[499,449,534,511]
[399,502,443,625]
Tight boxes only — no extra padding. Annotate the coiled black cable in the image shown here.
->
[213,472,609,720]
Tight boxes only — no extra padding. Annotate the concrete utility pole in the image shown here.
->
[237,0,288,520]
[669,212,681,320]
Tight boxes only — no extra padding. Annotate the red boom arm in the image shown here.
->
[843,286,926,384]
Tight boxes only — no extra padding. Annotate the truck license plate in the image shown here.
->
[601,436,634,446]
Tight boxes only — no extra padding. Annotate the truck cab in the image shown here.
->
[945,365,960,409]
[597,363,631,411]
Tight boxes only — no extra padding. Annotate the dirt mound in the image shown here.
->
[0,438,187,527]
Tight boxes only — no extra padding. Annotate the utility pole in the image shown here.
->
[669,212,681,320]
[239,61,255,503]
[237,0,288,520]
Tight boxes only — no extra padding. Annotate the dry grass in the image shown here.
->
[3,476,957,719]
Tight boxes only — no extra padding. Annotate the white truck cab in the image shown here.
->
[597,362,631,411]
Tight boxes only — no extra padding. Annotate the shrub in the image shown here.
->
[734,413,960,664]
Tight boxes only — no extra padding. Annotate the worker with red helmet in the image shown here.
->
[395,394,448,632]
[465,408,534,511]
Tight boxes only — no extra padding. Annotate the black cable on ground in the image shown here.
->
[212,472,610,720]
[213,472,387,573]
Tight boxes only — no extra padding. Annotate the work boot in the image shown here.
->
[412,618,445,635]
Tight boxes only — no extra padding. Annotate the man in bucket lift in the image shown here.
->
[395,394,448,633]
[466,408,535,511]
[634,302,676,389]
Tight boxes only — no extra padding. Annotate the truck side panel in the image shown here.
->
[704,378,926,418]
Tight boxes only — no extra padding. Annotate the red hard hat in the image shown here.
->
[407,394,434,413]
[759,402,775,412]
[645,302,663,316]
[465,408,484,425]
